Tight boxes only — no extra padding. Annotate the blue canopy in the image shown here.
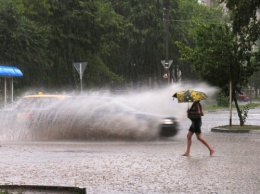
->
[0,65,23,77]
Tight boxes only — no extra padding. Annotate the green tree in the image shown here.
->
[26,0,125,89]
[176,0,224,80]
[177,23,260,126]
[2,0,248,93]
[108,0,166,86]
[218,0,260,35]
[218,0,260,124]
[0,0,49,88]
[108,0,193,86]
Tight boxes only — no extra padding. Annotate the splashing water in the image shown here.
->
[115,82,218,119]
[0,82,218,141]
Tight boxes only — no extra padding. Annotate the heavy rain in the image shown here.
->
[0,0,260,193]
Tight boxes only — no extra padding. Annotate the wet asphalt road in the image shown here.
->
[0,109,260,194]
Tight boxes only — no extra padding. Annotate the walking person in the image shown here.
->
[182,100,214,157]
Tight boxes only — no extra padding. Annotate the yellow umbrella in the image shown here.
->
[173,90,207,103]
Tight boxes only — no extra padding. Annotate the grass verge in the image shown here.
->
[204,102,260,111]
[217,125,260,130]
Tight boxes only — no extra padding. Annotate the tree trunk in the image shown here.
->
[234,97,244,126]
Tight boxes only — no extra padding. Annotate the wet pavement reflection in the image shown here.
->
[1,109,260,193]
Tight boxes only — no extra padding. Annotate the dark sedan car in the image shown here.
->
[2,94,179,140]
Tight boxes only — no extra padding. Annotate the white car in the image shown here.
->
[2,95,179,140]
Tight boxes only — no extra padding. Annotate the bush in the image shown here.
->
[216,92,229,107]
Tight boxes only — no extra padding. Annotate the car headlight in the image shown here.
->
[163,118,174,125]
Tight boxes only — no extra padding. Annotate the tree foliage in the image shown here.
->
[218,0,260,35]
[0,0,49,66]
[177,22,260,125]
[0,0,246,94]
[176,0,224,80]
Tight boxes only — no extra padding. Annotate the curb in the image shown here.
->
[211,127,249,133]
[0,185,86,194]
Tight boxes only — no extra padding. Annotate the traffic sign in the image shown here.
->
[73,62,87,77]
[73,62,87,93]
[161,60,173,69]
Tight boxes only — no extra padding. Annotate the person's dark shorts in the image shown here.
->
[189,118,202,134]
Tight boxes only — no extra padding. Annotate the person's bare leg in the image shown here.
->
[182,131,193,156]
[196,133,215,156]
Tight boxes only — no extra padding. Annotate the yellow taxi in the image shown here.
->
[15,92,71,123]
